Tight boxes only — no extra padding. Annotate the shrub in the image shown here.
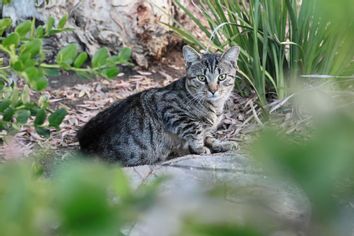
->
[252,113,354,235]
[0,158,160,236]
[0,17,131,138]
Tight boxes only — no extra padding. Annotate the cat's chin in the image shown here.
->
[207,96,222,102]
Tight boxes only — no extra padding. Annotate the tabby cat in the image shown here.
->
[77,45,240,166]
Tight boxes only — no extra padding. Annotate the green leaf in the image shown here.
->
[113,169,132,199]
[25,67,48,91]
[0,18,12,36]
[58,15,68,29]
[32,78,48,91]
[25,66,43,82]
[0,80,5,90]
[48,108,67,129]
[74,52,88,68]
[12,60,25,71]
[15,20,32,38]
[21,85,31,104]
[34,109,46,126]
[56,44,78,66]
[0,100,10,112]
[0,121,5,130]
[46,16,55,35]
[24,102,40,116]
[116,47,132,63]
[100,66,119,79]
[3,107,15,122]
[35,126,50,138]
[20,39,42,58]
[3,32,20,48]
[54,164,118,235]
[38,95,49,109]
[92,48,109,68]
[36,26,45,38]
[16,109,31,124]
[13,56,36,72]
[10,87,19,106]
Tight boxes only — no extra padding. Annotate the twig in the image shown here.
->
[249,100,263,126]
[269,93,295,113]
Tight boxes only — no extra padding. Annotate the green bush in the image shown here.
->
[251,112,354,235]
[0,17,131,138]
[0,159,160,236]
[173,0,354,106]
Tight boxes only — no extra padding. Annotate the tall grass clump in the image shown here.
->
[173,0,354,106]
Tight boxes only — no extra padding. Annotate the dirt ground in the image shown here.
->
[1,48,259,160]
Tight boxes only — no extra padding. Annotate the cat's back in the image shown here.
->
[77,80,181,153]
[77,89,149,152]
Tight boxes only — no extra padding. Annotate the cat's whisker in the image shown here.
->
[185,94,207,114]
[185,93,204,107]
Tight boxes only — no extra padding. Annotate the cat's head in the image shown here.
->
[183,45,240,102]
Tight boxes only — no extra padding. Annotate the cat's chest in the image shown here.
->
[182,98,224,128]
[212,113,223,129]
[202,111,223,130]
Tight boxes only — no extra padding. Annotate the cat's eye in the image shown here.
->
[196,75,206,82]
[218,74,227,81]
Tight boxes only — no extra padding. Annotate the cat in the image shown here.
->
[77,45,240,166]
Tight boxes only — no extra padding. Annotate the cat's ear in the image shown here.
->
[183,45,200,65]
[221,46,240,67]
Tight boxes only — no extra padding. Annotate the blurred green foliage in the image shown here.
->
[0,159,159,236]
[180,221,261,236]
[252,112,354,235]
[173,0,354,105]
[0,16,131,138]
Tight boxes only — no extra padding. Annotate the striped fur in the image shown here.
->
[77,46,240,166]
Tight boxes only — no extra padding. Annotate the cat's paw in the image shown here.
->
[190,146,211,155]
[210,141,238,153]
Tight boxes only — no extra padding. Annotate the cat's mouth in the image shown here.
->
[207,93,222,101]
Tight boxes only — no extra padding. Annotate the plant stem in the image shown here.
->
[0,66,10,70]
[0,45,11,56]
[40,63,95,73]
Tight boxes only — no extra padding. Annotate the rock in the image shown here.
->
[123,153,311,236]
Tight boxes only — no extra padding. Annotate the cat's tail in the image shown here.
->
[77,120,101,155]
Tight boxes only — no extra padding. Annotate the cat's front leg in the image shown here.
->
[174,124,210,154]
[205,135,237,153]
[178,125,210,154]
[187,135,211,155]
[164,113,210,155]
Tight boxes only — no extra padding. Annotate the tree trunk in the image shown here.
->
[1,0,44,24]
[47,0,176,68]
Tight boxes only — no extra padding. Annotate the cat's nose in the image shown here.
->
[208,84,218,94]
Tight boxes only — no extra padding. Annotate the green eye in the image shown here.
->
[218,74,227,81]
[197,75,206,82]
